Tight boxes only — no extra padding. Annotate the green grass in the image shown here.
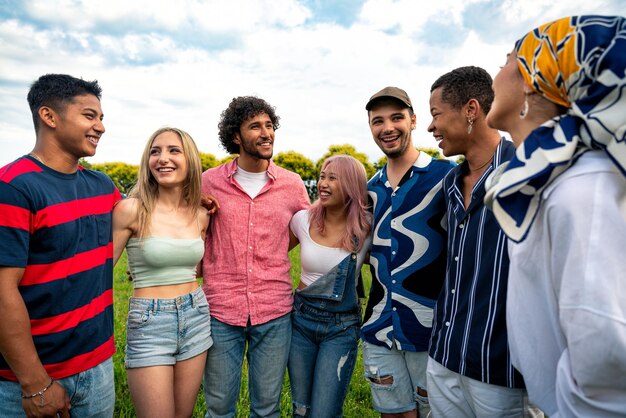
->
[113,248,379,417]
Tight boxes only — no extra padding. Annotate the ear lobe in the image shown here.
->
[233,132,241,144]
[39,106,57,129]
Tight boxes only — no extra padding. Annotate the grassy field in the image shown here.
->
[112,248,380,417]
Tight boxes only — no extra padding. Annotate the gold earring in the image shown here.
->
[467,117,474,134]
[519,97,529,119]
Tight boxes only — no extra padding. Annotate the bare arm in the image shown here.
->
[112,198,138,265]
[0,267,70,417]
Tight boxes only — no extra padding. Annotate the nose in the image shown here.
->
[260,125,270,137]
[95,118,105,134]
[427,120,435,133]
[382,119,395,133]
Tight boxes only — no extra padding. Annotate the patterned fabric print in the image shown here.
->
[485,15,626,242]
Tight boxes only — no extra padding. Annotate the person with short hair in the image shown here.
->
[201,96,310,418]
[0,74,120,417]
[485,15,626,417]
[112,127,212,418]
[426,66,542,417]
[362,86,455,418]
[288,155,372,418]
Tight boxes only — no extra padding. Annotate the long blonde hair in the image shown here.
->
[129,127,203,238]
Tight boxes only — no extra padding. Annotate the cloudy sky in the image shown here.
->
[1,0,624,167]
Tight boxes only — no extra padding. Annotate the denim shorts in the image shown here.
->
[124,287,213,369]
[362,341,430,415]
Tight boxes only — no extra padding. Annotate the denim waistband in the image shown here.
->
[294,294,361,322]
[129,287,206,312]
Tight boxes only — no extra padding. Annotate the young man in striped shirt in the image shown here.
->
[426,66,541,417]
[0,74,120,417]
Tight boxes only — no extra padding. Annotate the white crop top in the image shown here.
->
[290,210,370,287]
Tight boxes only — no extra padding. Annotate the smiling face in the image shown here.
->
[53,94,105,159]
[486,50,528,143]
[148,131,188,188]
[317,161,345,209]
[235,112,274,161]
[368,101,416,159]
[427,87,468,157]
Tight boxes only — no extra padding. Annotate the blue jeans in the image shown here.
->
[288,300,361,417]
[0,357,115,417]
[203,314,291,418]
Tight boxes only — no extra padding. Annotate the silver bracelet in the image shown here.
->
[21,377,54,407]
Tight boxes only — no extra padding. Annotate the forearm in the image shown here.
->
[0,279,49,392]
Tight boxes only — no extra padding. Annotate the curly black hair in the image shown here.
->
[430,66,494,115]
[218,96,280,154]
[27,74,102,132]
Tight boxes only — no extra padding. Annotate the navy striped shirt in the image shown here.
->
[362,152,455,352]
[429,139,524,388]
[0,156,120,381]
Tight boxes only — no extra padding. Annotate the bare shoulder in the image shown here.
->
[113,197,140,228]
[198,206,211,230]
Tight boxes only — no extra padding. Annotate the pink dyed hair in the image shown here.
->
[309,155,371,252]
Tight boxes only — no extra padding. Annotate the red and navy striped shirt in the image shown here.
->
[0,155,121,381]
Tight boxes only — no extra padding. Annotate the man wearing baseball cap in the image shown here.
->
[361,87,455,417]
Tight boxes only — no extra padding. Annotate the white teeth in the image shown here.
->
[87,136,99,145]
[320,191,330,196]
[158,168,174,172]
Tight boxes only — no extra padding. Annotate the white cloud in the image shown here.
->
[1,0,625,167]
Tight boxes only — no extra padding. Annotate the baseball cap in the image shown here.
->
[365,86,412,111]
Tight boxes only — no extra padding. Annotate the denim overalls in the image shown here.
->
[288,251,364,417]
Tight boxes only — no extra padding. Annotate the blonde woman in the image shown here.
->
[113,127,212,418]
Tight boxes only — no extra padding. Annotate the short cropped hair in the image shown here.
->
[430,66,494,114]
[217,96,280,155]
[27,74,102,131]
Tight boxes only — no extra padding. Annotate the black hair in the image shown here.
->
[430,66,494,114]
[218,96,280,154]
[27,74,102,131]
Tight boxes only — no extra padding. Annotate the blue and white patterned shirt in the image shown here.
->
[362,152,455,352]
[429,138,524,388]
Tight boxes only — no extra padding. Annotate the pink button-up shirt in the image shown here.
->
[201,158,310,326]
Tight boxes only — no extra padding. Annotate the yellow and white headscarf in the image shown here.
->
[486,15,626,242]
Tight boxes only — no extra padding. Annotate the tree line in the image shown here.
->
[81,144,452,199]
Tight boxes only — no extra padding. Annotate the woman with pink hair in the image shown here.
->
[288,155,372,418]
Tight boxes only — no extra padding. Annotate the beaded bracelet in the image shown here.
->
[21,378,54,407]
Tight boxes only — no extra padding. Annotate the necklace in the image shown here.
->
[29,152,45,165]
[468,156,493,172]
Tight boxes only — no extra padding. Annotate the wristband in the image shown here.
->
[21,377,54,407]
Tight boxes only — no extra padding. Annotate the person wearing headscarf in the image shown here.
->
[485,15,626,417]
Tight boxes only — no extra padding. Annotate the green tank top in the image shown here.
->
[126,236,204,288]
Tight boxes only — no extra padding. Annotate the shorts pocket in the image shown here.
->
[126,308,154,330]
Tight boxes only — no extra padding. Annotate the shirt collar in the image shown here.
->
[225,157,278,181]
[374,151,434,184]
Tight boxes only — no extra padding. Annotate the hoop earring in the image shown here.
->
[519,97,529,119]
[467,117,474,134]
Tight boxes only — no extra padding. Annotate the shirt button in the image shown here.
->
[392,251,396,255]
[445,321,450,327]
[249,246,252,250]
[249,269,252,272]
[392,280,396,284]
[391,192,396,197]
[250,223,253,226]
[454,256,459,261]
[451,289,456,294]
[459,223,465,229]
[392,307,397,311]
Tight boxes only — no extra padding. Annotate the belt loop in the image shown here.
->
[152,299,158,315]
[191,290,197,309]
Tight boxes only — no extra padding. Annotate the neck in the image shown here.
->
[324,206,347,225]
[157,186,186,210]
[464,127,501,173]
[237,154,270,173]
[30,143,79,174]
[387,145,420,171]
